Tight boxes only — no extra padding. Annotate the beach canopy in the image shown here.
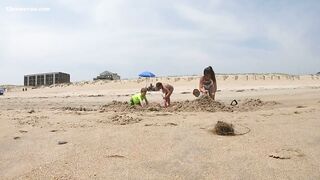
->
[139,71,155,78]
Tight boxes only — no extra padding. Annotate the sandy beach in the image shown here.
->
[1,74,320,179]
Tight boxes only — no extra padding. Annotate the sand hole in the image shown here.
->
[213,121,235,136]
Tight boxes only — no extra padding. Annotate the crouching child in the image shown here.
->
[130,88,149,107]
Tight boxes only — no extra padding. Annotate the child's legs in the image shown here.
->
[167,96,171,106]
[168,89,173,106]
[163,97,170,107]
[163,98,168,107]
[208,86,215,99]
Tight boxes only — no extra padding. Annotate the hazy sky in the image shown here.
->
[1,0,319,84]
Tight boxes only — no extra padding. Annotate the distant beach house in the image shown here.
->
[24,72,70,86]
[94,71,120,80]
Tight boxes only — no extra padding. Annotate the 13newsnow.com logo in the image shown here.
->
[6,6,51,12]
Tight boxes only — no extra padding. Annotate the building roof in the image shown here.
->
[100,71,118,76]
[24,72,69,76]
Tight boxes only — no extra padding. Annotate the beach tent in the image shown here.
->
[139,71,156,87]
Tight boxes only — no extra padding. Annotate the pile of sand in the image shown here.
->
[100,101,137,112]
[100,96,232,113]
[241,98,271,107]
[110,114,142,125]
[170,96,233,112]
[57,98,279,114]
[235,98,279,111]
[62,106,96,112]
[99,96,278,113]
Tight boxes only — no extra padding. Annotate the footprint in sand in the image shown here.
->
[58,141,68,145]
[260,113,274,117]
[145,123,178,126]
[269,148,304,159]
[155,113,172,116]
[105,155,125,158]
[28,109,35,114]
[164,122,178,126]
[144,123,160,126]
[296,105,307,108]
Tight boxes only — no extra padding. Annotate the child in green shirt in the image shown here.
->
[130,88,149,107]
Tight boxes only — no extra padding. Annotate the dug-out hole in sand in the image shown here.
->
[212,121,235,136]
[211,121,251,136]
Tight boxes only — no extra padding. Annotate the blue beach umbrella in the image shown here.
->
[139,71,155,78]
[138,71,156,87]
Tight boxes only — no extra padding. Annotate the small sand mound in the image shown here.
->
[269,148,304,159]
[213,121,235,136]
[100,101,163,112]
[241,98,265,107]
[110,114,142,125]
[63,106,96,112]
[234,98,279,111]
[241,98,278,107]
[100,101,135,112]
[171,96,233,112]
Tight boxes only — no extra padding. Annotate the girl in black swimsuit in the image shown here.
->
[199,66,217,99]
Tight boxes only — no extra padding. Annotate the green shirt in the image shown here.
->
[130,93,146,105]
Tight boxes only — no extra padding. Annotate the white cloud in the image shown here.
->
[174,3,247,39]
[0,0,319,84]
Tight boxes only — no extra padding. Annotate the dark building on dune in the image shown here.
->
[94,71,120,80]
[24,72,70,86]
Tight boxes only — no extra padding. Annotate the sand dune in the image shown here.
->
[0,74,320,179]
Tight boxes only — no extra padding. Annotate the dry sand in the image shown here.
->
[1,74,320,179]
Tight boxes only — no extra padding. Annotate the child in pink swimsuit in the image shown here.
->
[156,82,174,107]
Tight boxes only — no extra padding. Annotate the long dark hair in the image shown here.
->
[204,66,216,83]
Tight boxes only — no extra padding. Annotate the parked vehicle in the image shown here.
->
[0,88,4,95]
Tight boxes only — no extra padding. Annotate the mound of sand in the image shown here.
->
[170,96,233,112]
[100,101,138,112]
[99,96,278,113]
[234,98,279,111]
[100,96,232,113]
[110,114,142,125]
[63,106,96,112]
[240,98,277,107]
